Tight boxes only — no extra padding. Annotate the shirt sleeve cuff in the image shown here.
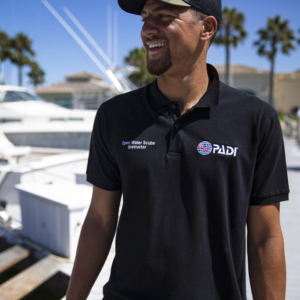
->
[249,193,289,206]
[86,174,122,191]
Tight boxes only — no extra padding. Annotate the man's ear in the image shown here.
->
[200,16,217,42]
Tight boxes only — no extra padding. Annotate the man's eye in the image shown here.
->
[159,14,170,19]
[141,14,172,22]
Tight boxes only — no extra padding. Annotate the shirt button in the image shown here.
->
[171,104,176,109]
[175,124,180,129]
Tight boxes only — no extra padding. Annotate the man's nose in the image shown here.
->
[141,18,159,38]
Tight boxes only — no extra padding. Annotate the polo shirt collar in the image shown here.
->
[148,63,220,109]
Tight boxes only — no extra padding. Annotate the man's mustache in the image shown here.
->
[145,36,168,43]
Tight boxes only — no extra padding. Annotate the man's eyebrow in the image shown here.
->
[141,6,172,16]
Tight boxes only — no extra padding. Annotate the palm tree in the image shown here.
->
[27,62,45,86]
[0,29,9,60]
[7,32,35,86]
[0,29,11,83]
[254,15,296,106]
[214,7,247,86]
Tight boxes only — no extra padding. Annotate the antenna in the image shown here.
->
[41,0,123,92]
[107,6,113,62]
[63,6,137,91]
[63,7,112,66]
[114,11,118,67]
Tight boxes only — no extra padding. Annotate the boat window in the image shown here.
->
[49,117,84,121]
[0,118,22,123]
[69,117,84,121]
[18,92,44,101]
[2,91,44,102]
[2,91,22,102]
[50,118,67,121]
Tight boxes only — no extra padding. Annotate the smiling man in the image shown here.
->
[66,1,289,300]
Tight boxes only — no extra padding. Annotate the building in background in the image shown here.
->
[35,72,118,110]
[35,67,300,114]
[214,64,269,102]
[274,72,300,114]
[214,64,300,114]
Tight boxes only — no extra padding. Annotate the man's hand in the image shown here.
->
[247,203,286,300]
[66,186,122,300]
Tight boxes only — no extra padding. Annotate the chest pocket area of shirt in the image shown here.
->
[116,138,167,178]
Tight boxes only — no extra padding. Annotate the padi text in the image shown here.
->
[213,144,238,157]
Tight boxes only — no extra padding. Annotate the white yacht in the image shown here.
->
[0,85,96,149]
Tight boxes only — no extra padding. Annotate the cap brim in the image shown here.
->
[118,0,147,15]
[160,0,190,7]
[118,0,190,15]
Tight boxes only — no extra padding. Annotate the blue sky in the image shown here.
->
[0,0,299,88]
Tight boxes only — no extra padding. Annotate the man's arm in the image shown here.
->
[66,186,122,300]
[247,203,286,300]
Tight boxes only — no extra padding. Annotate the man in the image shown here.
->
[66,0,289,299]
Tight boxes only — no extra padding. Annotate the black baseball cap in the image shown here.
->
[118,0,222,29]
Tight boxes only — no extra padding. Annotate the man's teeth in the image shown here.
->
[149,43,166,49]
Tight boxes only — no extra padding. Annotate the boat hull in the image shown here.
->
[4,132,92,150]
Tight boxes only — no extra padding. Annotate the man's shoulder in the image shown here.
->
[100,85,148,112]
[219,81,277,116]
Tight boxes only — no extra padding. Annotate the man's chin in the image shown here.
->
[147,60,172,77]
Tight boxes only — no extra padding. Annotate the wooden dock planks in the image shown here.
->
[0,245,29,274]
[0,255,60,300]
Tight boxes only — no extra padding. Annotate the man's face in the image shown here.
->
[141,0,203,76]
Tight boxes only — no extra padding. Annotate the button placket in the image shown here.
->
[166,102,182,156]
[168,119,181,155]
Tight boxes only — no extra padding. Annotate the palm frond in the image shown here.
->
[254,15,296,61]
[214,6,247,48]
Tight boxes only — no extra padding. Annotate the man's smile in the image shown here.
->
[146,41,167,53]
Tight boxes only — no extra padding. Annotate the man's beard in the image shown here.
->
[147,45,172,76]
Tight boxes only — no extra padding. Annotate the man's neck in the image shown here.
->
[157,61,210,115]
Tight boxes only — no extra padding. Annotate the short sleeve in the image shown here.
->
[249,109,289,205]
[86,105,122,191]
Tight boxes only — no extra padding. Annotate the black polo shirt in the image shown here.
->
[86,64,289,300]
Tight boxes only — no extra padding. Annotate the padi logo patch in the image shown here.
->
[197,141,238,157]
[197,141,212,155]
